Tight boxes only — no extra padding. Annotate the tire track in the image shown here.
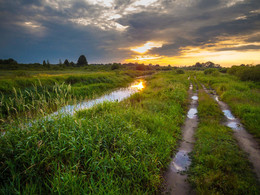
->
[162,83,198,194]
[201,84,260,181]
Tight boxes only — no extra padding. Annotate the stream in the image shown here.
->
[50,78,145,116]
[0,78,146,135]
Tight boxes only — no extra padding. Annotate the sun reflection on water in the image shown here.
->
[131,81,145,90]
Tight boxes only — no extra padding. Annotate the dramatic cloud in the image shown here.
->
[0,0,259,66]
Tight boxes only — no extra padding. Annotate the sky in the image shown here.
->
[0,0,260,67]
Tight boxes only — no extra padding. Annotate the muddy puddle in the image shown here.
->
[187,108,197,119]
[191,95,198,101]
[223,110,235,120]
[171,150,191,172]
[163,83,198,194]
[202,84,260,181]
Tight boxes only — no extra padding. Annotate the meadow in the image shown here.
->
[0,71,189,194]
[1,67,260,194]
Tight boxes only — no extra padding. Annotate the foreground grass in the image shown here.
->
[0,72,188,194]
[188,88,259,194]
[0,70,145,123]
[198,73,260,142]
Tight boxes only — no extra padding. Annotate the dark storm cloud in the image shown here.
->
[216,45,260,51]
[0,0,260,63]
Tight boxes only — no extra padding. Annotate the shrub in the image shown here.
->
[176,69,185,74]
[227,65,260,82]
[204,68,218,75]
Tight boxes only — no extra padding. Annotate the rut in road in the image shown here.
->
[202,84,260,181]
[162,83,198,195]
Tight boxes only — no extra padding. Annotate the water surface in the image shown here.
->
[223,110,235,120]
[171,150,191,172]
[51,80,145,116]
[187,108,197,119]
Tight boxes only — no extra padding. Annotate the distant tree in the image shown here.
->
[70,61,75,66]
[43,60,46,66]
[64,59,69,66]
[77,55,88,66]
[111,63,120,70]
[205,61,215,68]
[136,64,146,71]
[46,60,50,68]
[194,62,202,67]
[0,58,17,65]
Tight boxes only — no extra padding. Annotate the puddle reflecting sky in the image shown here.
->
[171,150,191,172]
[187,108,197,119]
[191,96,198,101]
[227,122,243,130]
[223,110,235,120]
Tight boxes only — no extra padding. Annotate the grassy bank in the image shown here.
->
[0,71,145,123]
[0,72,188,194]
[188,88,259,194]
[198,73,260,142]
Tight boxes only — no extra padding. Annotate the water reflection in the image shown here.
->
[191,95,198,101]
[187,108,197,119]
[131,81,145,90]
[51,79,145,116]
[171,150,191,172]
[223,110,235,120]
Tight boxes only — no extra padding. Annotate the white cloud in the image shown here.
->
[69,17,128,31]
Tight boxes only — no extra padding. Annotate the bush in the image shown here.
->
[227,65,260,82]
[176,69,185,74]
[204,68,218,75]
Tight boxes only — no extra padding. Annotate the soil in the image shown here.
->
[162,84,198,194]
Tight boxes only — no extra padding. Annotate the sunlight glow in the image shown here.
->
[131,42,163,54]
[131,81,145,90]
[125,35,260,67]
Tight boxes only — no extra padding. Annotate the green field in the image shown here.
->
[1,68,260,194]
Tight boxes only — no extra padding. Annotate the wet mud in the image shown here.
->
[162,84,198,194]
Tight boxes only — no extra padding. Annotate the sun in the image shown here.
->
[131,41,163,54]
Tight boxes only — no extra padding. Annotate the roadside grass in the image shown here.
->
[0,71,143,123]
[0,72,189,194]
[198,73,260,143]
[188,88,260,194]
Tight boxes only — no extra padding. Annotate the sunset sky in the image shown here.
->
[0,0,259,66]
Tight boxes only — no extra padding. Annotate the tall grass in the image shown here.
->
[0,71,142,123]
[188,88,259,194]
[0,72,188,194]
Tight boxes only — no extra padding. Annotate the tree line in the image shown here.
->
[43,55,88,67]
